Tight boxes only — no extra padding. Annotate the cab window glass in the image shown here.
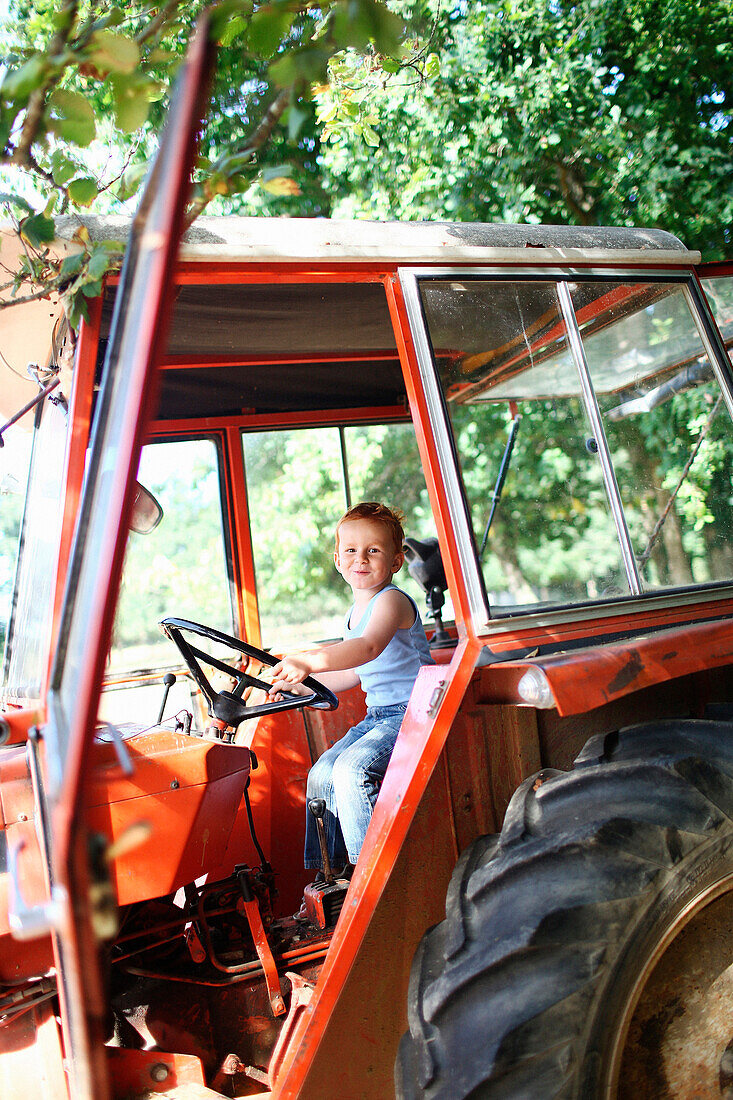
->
[416,275,733,614]
[107,437,233,675]
[419,279,628,609]
[570,281,733,590]
[701,275,733,342]
[243,421,440,648]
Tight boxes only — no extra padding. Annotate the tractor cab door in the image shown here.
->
[9,24,214,1100]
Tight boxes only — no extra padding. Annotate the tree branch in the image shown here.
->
[12,0,80,167]
[136,0,188,46]
[184,87,291,227]
[553,161,596,225]
[0,279,65,310]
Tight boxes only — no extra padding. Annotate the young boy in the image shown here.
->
[268,501,434,875]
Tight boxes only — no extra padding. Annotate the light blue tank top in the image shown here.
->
[344,584,435,707]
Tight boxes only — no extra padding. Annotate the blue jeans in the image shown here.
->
[304,703,407,869]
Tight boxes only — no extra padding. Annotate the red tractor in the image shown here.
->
[1,23,732,1099]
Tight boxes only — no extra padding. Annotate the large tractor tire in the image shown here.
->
[396,716,733,1099]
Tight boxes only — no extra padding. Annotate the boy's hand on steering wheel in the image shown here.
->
[267,656,313,699]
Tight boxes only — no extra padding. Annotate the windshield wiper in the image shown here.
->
[479,409,521,559]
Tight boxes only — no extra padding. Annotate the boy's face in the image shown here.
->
[334,517,404,596]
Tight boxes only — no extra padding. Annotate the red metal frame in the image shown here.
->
[44,21,216,1100]
[272,640,482,1094]
[384,273,475,635]
[159,350,401,371]
[224,424,261,646]
[47,297,101,694]
[698,261,733,278]
[153,404,408,435]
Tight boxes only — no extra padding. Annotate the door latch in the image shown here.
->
[8,837,66,941]
[427,679,447,717]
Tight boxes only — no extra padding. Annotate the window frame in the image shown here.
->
[239,411,437,648]
[399,264,733,637]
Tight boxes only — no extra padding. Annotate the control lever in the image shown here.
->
[157,672,176,724]
[308,798,334,884]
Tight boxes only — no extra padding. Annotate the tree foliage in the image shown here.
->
[320,0,733,258]
[1,0,730,332]
[0,0,410,326]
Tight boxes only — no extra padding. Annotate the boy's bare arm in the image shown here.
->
[265,666,359,701]
[269,588,414,692]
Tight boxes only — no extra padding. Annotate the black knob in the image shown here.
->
[308,798,326,819]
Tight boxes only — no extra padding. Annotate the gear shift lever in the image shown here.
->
[308,798,334,884]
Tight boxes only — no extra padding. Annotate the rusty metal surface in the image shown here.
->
[107,1047,207,1097]
[478,616,733,716]
[619,891,733,1098]
[240,898,286,1016]
[111,963,323,1093]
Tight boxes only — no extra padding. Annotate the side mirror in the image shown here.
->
[130,482,163,534]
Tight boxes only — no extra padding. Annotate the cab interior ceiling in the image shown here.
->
[98,280,418,418]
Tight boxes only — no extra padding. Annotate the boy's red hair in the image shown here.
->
[335,501,406,556]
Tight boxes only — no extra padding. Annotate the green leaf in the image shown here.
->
[67,176,99,206]
[261,163,294,182]
[46,90,96,147]
[19,212,56,248]
[50,149,77,185]
[331,0,404,54]
[117,161,149,201]
[86,248,111,281]
[110,74,156,133]
[208,0,254,43]
[1,56,49,105]
[65,289,89,330]
[0,108,13,152]
[362,124,380,147]
[287,103,309,142]
[0,191,34,214]
[51,5,75,32]
[425,53,440,79]
[247,8,294,59]
[270,45,330,88]
[260,163,300,195]
[380,57,401,75]
[59,252,85,280]
[148,47,178,63]
[86,30,140,75]
[219,15,248,47]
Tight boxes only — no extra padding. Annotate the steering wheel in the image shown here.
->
[160,617,338,731]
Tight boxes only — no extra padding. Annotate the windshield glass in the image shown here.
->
[416,274,733,614]
[2,396,67,703]
[701,274,733,357]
